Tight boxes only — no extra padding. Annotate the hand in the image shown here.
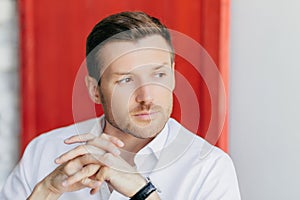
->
[58,133,125,159]
[28,160,101,200]
[56,133,148,197]
[28,133,124,199]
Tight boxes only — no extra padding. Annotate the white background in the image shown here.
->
[229,0,300,199]
[0,0,19,189]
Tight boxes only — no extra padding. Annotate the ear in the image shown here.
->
[85,75,101,104]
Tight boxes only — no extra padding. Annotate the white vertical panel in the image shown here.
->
[230,0,300,199]
[0,0,19,189]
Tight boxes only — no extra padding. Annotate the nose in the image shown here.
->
[135,84,154,104]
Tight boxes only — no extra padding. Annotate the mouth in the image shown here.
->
[132,111,159,121]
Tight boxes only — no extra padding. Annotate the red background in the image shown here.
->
[19,0,230,154]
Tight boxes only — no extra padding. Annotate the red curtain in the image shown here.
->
[19,0,230,154]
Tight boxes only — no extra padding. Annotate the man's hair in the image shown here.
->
[86,11,174,81]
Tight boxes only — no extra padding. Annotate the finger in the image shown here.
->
[59,155,97,178]
[61,161,103,191]
[83,179,102,190]
[68,153,115,171]
[55,145,89,164]
[95,166,110,183]
[87,134,124,156]
[81,177,101,188]
[55,145,105,164]
[101,152,134,172]
[62,156,87,176]
[65,153,106,173]
[65,133,124,148]
[77,152,132,173]
[64,133,96,144]
[90,185,101,195]
[65,133,124,156]
[101,133,124,147]
[89,139,120,156]
[64,164,100,186]
[63,177,101,189]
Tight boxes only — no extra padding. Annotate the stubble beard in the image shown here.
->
[102,101,172,139]
[99,86,173,138]
[109,105,171,139]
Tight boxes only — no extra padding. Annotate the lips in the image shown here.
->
[132,111,158,120]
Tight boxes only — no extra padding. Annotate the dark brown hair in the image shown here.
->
[86,11,174,81]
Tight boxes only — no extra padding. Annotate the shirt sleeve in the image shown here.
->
[0,140,38,199]
[194,152,241,200]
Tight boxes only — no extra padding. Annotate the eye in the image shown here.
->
[116,77,133,84]
[154,72,166,78]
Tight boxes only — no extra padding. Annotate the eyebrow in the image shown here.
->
[113,72,131,76]
[112,62,170,76]
[153,64,167,70]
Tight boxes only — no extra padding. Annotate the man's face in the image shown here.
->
[98,35,174,139]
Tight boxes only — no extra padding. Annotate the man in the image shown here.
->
[0,11,240,199]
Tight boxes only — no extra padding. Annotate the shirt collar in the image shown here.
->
[89,115,105,136]
[136,122,169,160]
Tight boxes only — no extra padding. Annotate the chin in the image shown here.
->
[127,122,165,139]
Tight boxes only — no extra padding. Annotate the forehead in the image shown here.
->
[98,35,172,74]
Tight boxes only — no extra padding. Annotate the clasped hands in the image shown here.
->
[29,133,148,199]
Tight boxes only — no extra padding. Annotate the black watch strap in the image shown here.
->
[130,178,157,200]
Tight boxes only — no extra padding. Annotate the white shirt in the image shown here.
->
[0,116,241,199]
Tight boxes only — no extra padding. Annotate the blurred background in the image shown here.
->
[0,0,299,199]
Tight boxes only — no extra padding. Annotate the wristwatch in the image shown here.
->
[130,177,157,200]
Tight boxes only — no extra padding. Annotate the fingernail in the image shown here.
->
[62,180,68,187]
[117,140,124,147]
[114,149,121,155]
[54,158,60,163]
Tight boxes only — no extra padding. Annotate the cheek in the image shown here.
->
[110,89,132,112]
[157,86,173,98]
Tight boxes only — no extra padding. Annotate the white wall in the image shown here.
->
[229,0,300,199]
[0,0,19,188]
